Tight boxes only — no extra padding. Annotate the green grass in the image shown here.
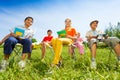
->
[0,46,120,80]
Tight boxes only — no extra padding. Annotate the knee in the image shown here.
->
[24,38,32,44]
[5,37,17,44]
[93,43,97,46]
[91,43,97,49]
[41,42,46,46]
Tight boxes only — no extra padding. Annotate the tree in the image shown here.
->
[32,38,37,43]
[105,22,120,39]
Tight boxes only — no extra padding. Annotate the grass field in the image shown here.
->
[0,46,120,80]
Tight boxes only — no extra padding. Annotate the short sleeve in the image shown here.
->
[86,31,90,38]
[71,28,77,36]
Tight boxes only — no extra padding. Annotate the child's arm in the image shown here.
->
[0,33,11,44]
[86,36,98,41]
[66,35,77,40]
[10,32,20,38]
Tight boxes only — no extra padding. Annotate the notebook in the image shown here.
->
[57,29,66,38]
[13,27,25,38]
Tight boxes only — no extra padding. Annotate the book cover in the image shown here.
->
[57,29,66,38]
[14,27,25,37]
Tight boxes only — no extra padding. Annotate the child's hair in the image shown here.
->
[47,29,52,33]
[24,16,34,22]
[77,32,80,34]
[90,20,99,26]
[65,18,71,22]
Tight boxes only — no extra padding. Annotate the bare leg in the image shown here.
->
[22,53,31,60]
[22,53,27,60]
[69,46,75,57]
[91,43,97,59]
[90,43,97,69]
[41,42,46,59]
[114,44,120,60]
[4,54,10,60]
[27,53,31,59]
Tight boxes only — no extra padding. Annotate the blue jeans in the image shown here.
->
[4,37,32,54]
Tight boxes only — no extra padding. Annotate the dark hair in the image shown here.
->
[24,16,34,22]
[65,18,71,22]
[90,20,99,26]
[47,29,52,33]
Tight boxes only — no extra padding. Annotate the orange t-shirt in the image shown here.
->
[66,27,77,37]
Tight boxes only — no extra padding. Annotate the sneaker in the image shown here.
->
[57,61,62,67]
[90,61,97,70]
[18,60,26,69]
[0,60,9,72]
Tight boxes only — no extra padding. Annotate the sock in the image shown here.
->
[92,58,96,62]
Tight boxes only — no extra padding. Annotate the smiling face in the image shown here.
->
[24,17,33,28]
[47,31,52,36]
[65,18,71,27]
[47,30,52,36]
[90,21,98,30]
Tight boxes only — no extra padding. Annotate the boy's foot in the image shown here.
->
[0,60,9,72]
[18,60,26,69]
[90,61,97,70]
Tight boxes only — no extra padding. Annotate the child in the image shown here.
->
[40,30,53,60]
[86,20,120,69]
[51,18,77,67]
[69,32,84,57]
[0,16,34,72]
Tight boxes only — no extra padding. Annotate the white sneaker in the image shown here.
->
[0,60,9,72]
[18,60,26,69]
[90,61,97,70]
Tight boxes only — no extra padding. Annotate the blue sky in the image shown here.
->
[0,0,120,42]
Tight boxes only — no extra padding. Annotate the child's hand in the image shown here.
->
[10,32,15,36]
[0,41,3,45]
[10,32,19,38]
[87,36,97,41]
[87,36,92,41]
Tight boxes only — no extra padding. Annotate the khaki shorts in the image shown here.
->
[102,37,120,48]
[88,39,99,49]
[88,37,120,49]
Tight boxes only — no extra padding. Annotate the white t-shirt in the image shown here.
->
[86,29,104,37]
[10,25,34,39]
